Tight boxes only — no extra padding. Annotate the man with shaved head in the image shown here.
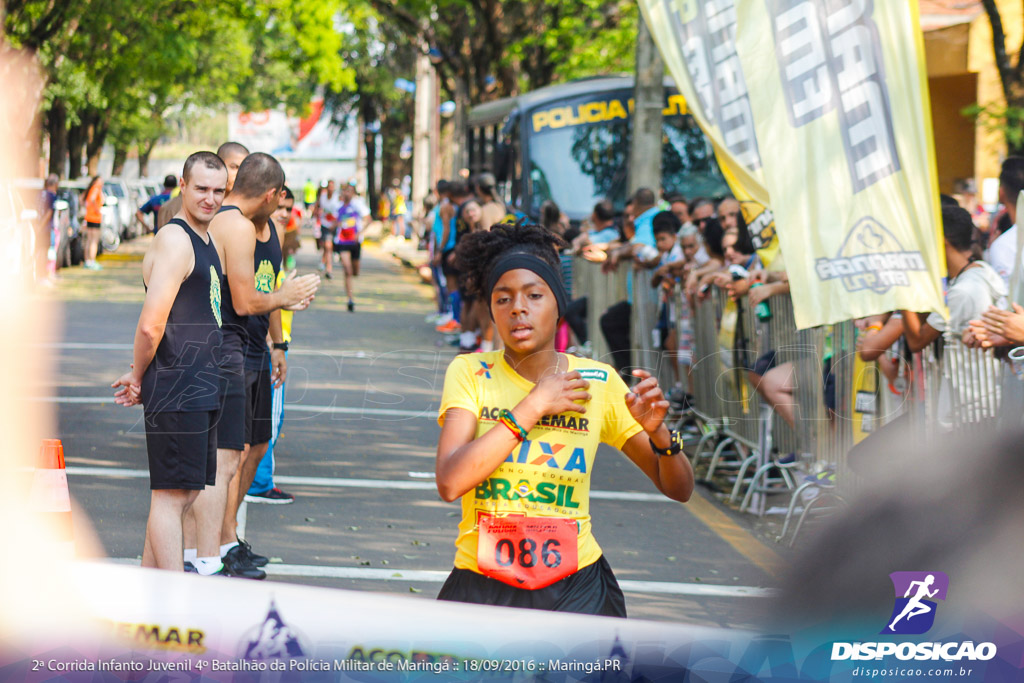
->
[157,142,250,231]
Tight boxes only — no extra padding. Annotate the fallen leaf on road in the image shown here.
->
[409,587,422,593]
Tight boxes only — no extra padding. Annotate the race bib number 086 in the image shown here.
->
[477,517,578,590]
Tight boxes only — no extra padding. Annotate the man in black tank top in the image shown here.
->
[112,152,228,572]
[186,152,320,578]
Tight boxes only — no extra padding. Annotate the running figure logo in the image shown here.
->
[882,571,949,635]
[476,361,494,379]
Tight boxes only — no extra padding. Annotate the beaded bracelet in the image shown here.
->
[498,408,528,441]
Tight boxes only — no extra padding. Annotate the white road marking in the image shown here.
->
[32,396,436,419]
[104,559,773,598]
[40,342,445,362]
[66,466,675,502]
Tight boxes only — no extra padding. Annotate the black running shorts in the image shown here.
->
[441,249,458,280]
[244,365,274,446]
[217,366,246,451]
[436,555,626,617]
[144,410,218,490]
[334,242,361,260]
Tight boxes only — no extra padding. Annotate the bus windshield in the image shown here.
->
[526,94,728,220]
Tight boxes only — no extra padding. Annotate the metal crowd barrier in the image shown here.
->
[569,255,1015,541]
[570,257,627,364]
[630,269,675,390]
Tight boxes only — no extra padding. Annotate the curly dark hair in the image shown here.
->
[453,222,567,299]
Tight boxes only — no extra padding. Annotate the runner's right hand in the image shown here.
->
[521,370,590,418]
[279,271,320,308]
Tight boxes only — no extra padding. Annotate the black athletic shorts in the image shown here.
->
[217,366,246,451]
[334,242,361,260]
[441,249,458,280]
[144,410,218,490]
[437,555,626,617]
[86,221,101,229]
[245,365,274,446]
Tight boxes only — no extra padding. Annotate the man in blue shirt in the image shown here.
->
[136,175,178,233]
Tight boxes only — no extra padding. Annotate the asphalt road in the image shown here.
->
[44,233,786,628]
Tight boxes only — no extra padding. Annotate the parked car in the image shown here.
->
[104,177,140,240]
[54,184,84,268]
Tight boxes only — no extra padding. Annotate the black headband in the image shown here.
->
[484,251,568,318]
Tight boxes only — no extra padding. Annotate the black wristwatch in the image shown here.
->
[649,430,684,457]
[273,341,289,352]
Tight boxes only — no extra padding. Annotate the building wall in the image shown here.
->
[928,73,978,194]
[968,1,1023,191]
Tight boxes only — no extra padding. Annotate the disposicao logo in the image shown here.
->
[883,571,947,635]
[831,571,997,663]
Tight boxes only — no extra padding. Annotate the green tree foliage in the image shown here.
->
[370,0,637,102]
[4,0,353,177]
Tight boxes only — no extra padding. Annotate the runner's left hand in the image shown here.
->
[624,369,669,434]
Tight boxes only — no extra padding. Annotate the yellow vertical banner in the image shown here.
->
[639,0,947,328]
[730,0,946,328]
[637,0,781,268]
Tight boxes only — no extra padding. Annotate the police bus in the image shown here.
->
[466,75,729,221]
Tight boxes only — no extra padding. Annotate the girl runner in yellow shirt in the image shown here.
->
[435,222,694,616]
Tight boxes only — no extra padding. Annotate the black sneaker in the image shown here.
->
[347,300,355,312]
[184,561,199,574]
[244,487,295,505]
[221,545,267,579]
[236,538,269,567]
[324,271,333,280]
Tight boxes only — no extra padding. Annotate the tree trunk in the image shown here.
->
[365,128,378,218]
[137,138,157,177]
[111,144,128,176]
[360,100,379,217]
[451,75,470,174]
[46,99,68,177]
[67,122,86,179]
[628,17,664,196]
[85,119,109,176]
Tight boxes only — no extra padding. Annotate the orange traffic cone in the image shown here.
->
[30,439,74,556]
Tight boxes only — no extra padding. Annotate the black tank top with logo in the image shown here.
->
[454,199,473,245]
[244,218,281,370]
[216,205,249,372]
[141,218,223,413]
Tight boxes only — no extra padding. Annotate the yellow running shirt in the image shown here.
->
[438,351,644,574]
